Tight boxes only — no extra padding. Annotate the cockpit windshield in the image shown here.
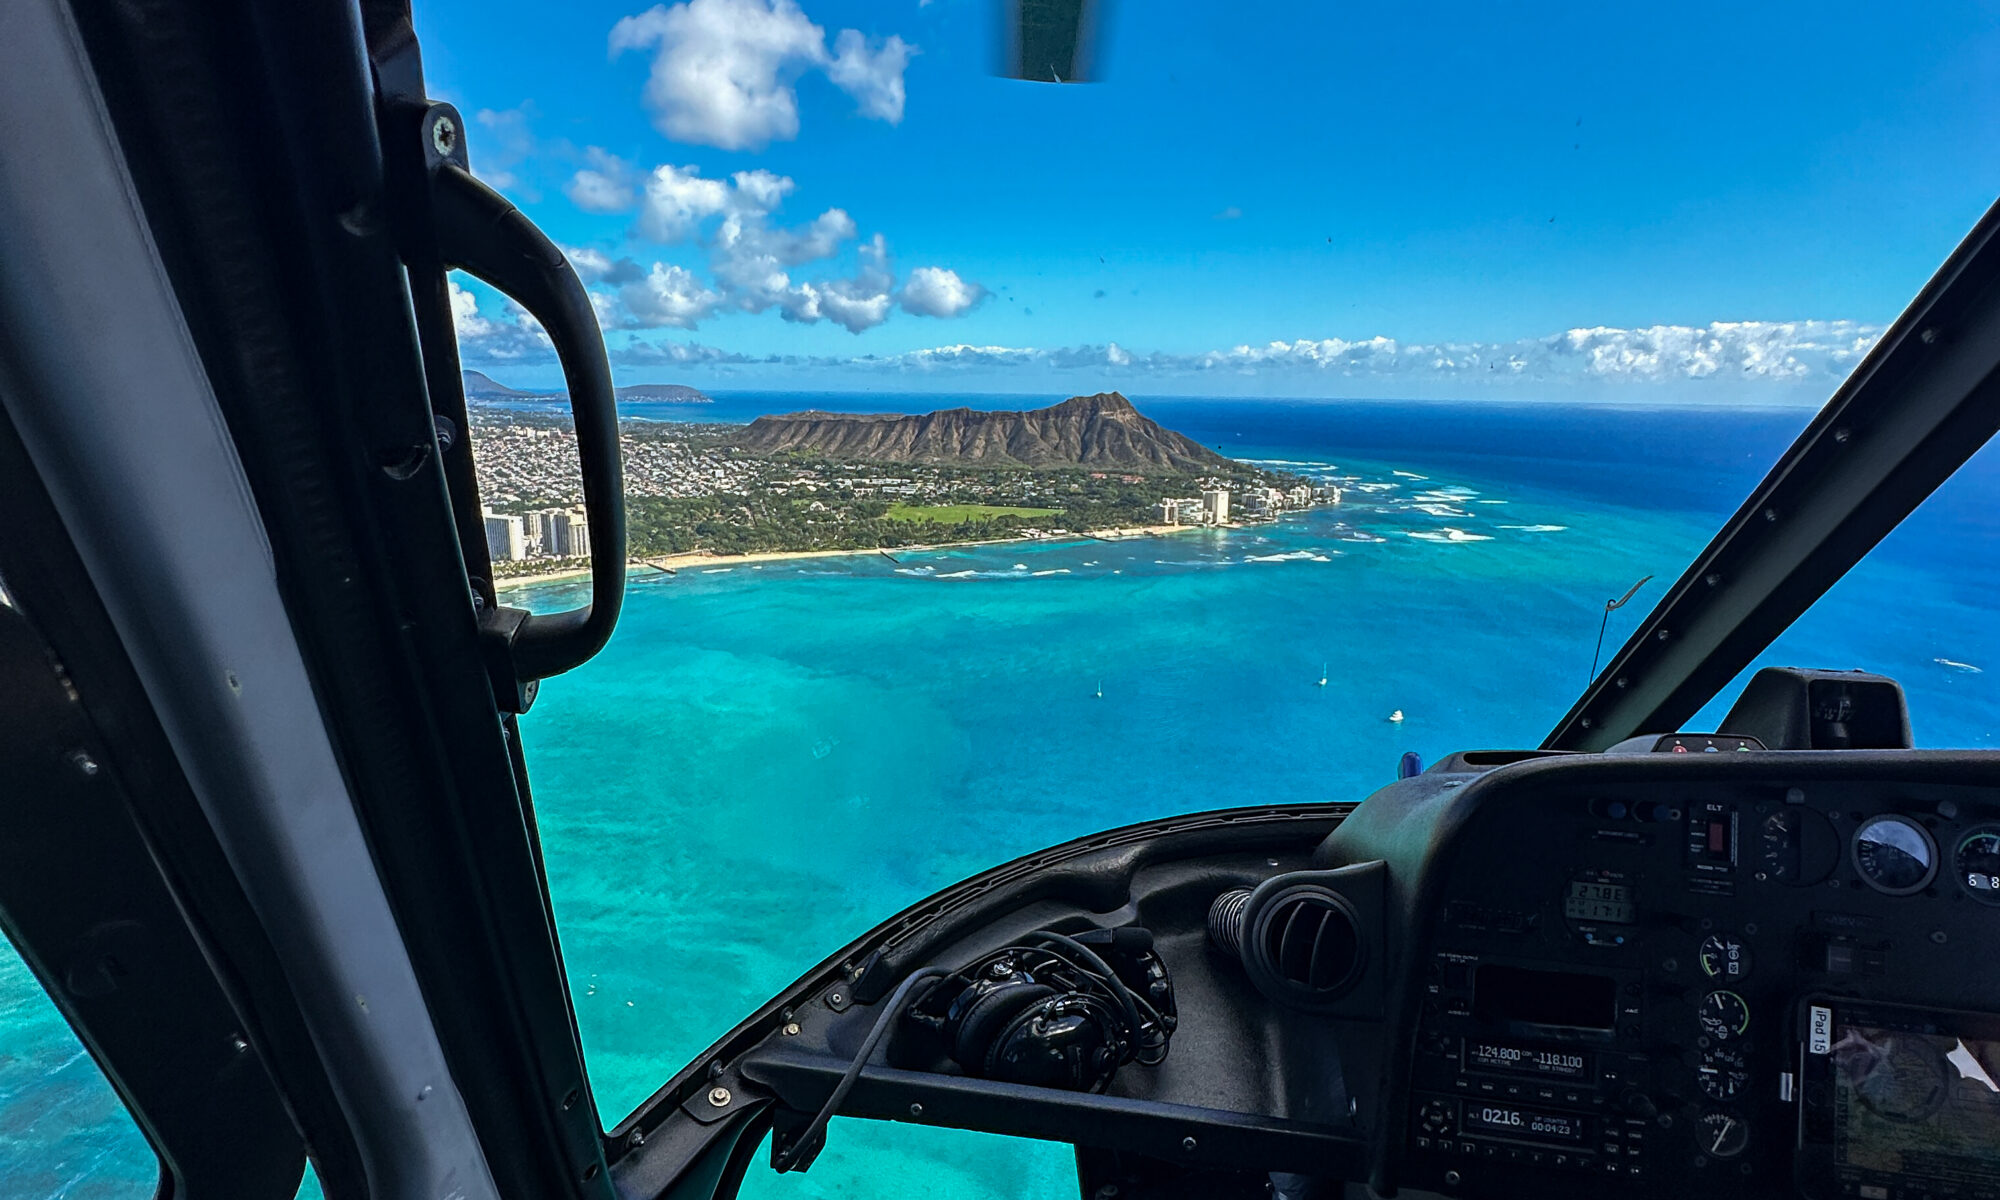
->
[439,0,2000,1145]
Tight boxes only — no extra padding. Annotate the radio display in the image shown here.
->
[1464,1039,1594,1081]
[1565,880,1635,924]
[1461,1102,1587,1145]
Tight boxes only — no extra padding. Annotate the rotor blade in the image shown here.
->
[1004,0,1107,83]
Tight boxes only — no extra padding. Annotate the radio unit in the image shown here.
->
[1406,953,1658,1184]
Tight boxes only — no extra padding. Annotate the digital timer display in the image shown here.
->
[1461,1103,1587,1145]
[1463,1039,1593,1080]
[1564,880,1635,924]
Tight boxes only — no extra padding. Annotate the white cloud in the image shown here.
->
[617,262,724,329]
[806,234,894,333]
[564,246,648,286]
[1185,321,1884,383]
[635,163,733,241]
[464,295,1881,394]
[730,167,794,214]
[611,338,755,366]
[608,0,915,151]
[885,344,1044,369]
[446,279,557,363]
[565,148,642,213]
[899,266,987,318]
[826,29,914,123]
[751,320,1887,390]
[567,160,983,334]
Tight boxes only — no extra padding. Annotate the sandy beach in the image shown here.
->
[491,524,1211,590]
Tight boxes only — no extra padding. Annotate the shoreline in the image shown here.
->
[492,523,1214,591]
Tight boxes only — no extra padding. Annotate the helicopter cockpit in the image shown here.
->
[3,2,2000,1200]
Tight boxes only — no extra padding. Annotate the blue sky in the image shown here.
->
[421,0,2000,400]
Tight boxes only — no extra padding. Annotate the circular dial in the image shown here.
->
[1697,1045,1750,1102]
[1700,990,1751,1041]
[1699,934,1754,982]
[1697,1111,1749,1159]
[1758,807,1839,885]
[1852,815,1938,895]
[1955,828,2000,905]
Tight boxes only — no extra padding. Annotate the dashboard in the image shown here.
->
[1315,746,2000,1200]
[720,738,2000,1200]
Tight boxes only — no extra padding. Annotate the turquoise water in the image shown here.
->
[8,399,2000,1197]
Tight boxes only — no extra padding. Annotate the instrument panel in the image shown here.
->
[1317,752,2000,1200]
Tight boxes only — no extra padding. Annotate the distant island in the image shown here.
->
[739,391,1228,473]
[462,369,547,398]
[461,369,712,406]
[614,382,712,404]
[468,391,1333,581]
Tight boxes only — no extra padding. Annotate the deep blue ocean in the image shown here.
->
[7,396,2000,1199]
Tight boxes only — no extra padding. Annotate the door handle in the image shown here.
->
[430,159,626,707]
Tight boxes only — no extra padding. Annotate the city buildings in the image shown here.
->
[483,505,590,563]
[1154,482,1337,528]
[482,510,525,562]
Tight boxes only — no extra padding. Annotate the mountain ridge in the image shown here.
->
[460,370,711,405]
[737,392,1232,472]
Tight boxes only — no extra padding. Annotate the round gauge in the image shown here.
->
[1697,1045,1750,1102]
[1852,815,1938,895]
[1955,828,2000,905]
[1758,807,1839,885]
[1699,990,1751,1041]
[1697,1111,1749,1160]
[1699,934,1753,982]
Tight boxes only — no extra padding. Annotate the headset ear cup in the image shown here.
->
[984,993,1124,1089]
[951,983,1057,1075]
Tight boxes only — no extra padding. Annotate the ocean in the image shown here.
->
[7,396,2000,1199]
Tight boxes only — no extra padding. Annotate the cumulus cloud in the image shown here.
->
[825,29,914,123]
[884,344,1044,369]
[617,263,724,329]
[899,266,987,318]
[635,163,734,241]
[565,148,643,213]
[563,158,984,334]
[748,321,1885,388]
[447,279,556,363]
[794,233,895,333]
[462,301,1884,400]
[564,246,647,285]
[611,338,756,366]
[608,0,915,151]
[1176,321,1884,383]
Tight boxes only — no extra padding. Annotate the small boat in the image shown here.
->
[1388,709,1405,723]
[1317,663,1328,687]
[1094,680,1103,699]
